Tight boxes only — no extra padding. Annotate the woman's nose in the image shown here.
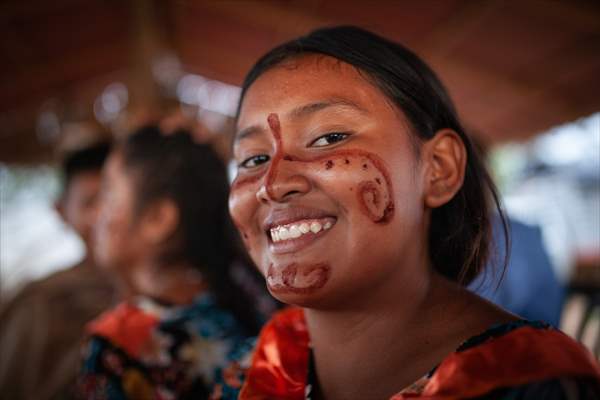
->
[256,159,312,204]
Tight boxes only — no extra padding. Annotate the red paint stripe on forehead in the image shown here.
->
[231,114,283,195]
[265,113,284,200]
[267,113,281,141]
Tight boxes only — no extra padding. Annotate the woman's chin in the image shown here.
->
[267,287,330,309]
[263,261,333,307]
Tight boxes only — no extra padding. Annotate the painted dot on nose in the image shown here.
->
[362,164,368,170]
[345,159,350,164]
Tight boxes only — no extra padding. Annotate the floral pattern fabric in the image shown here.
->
[77,293,252,400]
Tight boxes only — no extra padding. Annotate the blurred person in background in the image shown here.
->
[77,126,267,399]
[467,139,565,328]
[470,215,565,328]
[0,141,116,400]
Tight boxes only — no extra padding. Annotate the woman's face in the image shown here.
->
[229,56,430,308]
[60,170,103,253]
[94,152,145,273]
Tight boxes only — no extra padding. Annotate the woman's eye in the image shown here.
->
[310,132,350,147]
[240,154,270,169]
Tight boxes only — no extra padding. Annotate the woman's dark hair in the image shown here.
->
[62,141,112,190]
[237,26,509,285]
[119,126,263,333]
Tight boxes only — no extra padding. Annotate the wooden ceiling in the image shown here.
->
[1,0,599,163]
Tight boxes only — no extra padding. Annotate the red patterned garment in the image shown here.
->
[221,308,600,400]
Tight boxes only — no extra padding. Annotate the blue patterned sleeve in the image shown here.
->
[210,337,257,400]
[76,336,127,400]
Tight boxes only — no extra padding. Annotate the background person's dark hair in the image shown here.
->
[238,25,509,285]
[119,126,262,334]
[62,141,112,191]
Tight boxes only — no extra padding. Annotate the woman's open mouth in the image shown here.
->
[264,209,337,255]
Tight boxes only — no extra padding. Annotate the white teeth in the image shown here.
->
[299,223,310,234]
[310,222,322,233]
[279,227,290,241]
[270,220,334,242]
[289,225,302,238]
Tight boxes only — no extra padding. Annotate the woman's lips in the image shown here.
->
[267,217,337,255]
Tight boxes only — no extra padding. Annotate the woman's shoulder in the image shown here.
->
[414,320,600,399]
[85,295,250,359]
[210,308,309,400]
[216,313,600,400]
[245,307,310,377]
[85,301,160,359]
[471,376,600,400]
[79,296,256,399]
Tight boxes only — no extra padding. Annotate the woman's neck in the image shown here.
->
[127,260,208,305]
[304,273,511,400]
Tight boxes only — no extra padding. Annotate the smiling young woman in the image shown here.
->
[221,27,600,400]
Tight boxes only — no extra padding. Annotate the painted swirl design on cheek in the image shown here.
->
[321,150,395,224]
[358,181,384,221]
[267,263,331,294]
[353,155,394,224]
[285,150,395,224]
[231,114,394,226]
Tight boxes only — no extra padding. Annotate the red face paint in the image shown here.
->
[230,174,262,191]
[267,262,330,294]
[267,113,282,141]
[264,113,284,200]
[281,149,395,224]
[230,113,283,193]
[231,112,394,225]
[230,115,396,297]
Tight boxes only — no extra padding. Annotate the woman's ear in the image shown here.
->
[139,199,180,245]
[422,129,467,208]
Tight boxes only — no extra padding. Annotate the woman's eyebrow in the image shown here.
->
[288,98,368,119]
[234,98,367,143]
[234,125,264,143]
